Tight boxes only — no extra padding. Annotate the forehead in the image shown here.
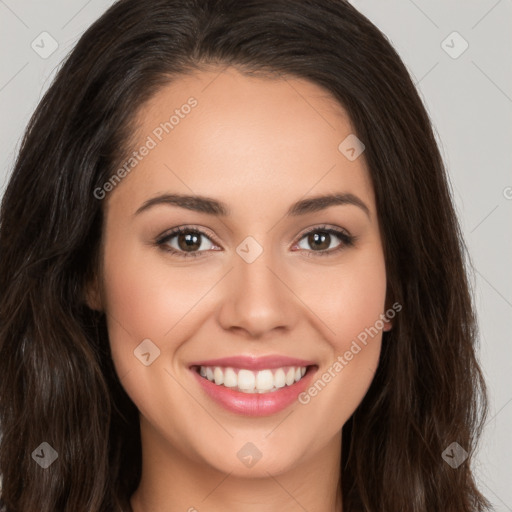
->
[108,66,375,218]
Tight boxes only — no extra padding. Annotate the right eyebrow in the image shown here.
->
[134,193,229,217]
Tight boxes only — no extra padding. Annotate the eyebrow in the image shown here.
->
[134,192,370,218]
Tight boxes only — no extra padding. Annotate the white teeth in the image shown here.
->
[224,367,237,388]
[237,369,255,392]
[197,365,310,393]
[213,367,224,385]
[256,369,274,391]
[274,368,286,388]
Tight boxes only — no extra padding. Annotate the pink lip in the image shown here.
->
[189,361,318,417]
[188,354,316,371]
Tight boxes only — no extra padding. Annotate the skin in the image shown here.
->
[87,66,392,512]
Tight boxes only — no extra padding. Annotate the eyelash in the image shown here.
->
[155,224,357,259]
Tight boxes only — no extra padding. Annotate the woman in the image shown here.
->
[0,0,491,511]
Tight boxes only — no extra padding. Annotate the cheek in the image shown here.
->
[300,245,387,346]
[293,246,387,423]
[102,239,208,336]
[100,240,178,374]
[99,243,210,425]
[100,236,226,381]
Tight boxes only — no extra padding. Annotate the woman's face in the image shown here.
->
[92,66,390,478]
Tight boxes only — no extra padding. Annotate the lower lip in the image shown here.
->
[190,366,317,416]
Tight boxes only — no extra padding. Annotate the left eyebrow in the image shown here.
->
[286,193,370,219]
[133,192,370,219]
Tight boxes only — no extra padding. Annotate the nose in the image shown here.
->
[216,245,299,339]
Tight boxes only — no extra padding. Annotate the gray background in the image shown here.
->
[0,0,511,508]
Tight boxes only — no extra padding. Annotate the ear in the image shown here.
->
[383,318,393,332]
[382,298,395,332]
[83,273,103,312]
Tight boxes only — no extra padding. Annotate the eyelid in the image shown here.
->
[155,225,222,247]
[294,223,351,241]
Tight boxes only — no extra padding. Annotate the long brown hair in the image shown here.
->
[0,1,491,510]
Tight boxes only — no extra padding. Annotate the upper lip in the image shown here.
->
[189,355,317,371]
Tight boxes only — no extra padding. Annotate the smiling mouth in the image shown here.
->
[191,364,316,394]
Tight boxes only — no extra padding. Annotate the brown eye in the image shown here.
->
[157,227,217,258]
[295,226,356,257]
[306,231,331,251]
[176,231,202,252]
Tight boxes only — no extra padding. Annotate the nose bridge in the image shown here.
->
[235,238,285,309]
[217,235,297,336]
